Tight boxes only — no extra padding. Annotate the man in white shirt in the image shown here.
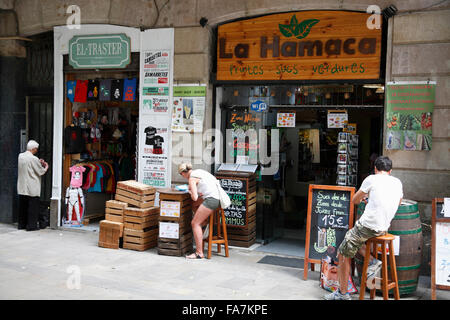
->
[325,156,403,300]
[17,140,49,231]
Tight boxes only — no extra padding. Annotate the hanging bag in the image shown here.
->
[320,258,358,294]
[216,180,231,209]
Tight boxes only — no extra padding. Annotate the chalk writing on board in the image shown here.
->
[219,178,247,226]
[309,188,352,261]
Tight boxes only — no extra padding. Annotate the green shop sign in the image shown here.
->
[69,34,131,69]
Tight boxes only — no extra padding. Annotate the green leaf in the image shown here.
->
[279,24,294,38]
[295,19,320,39]
[290,15,299,29]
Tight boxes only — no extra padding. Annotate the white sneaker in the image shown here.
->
[367,258,382,281]
[324,290,352,300]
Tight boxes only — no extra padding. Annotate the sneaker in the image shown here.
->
[367,258,382,280]
[324,290,352,300]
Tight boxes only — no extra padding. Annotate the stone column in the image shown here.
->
[0,9,28,223]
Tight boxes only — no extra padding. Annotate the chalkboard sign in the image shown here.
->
[303,184,355,280]
[219,177,248,227]
[431,198,450,299]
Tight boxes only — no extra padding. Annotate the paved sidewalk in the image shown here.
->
[0,223,447,300]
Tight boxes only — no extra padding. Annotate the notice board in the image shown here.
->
[431,198,450,299]
[303,184,355,280]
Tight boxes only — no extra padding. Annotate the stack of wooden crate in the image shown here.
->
[98,180,159,251]
[115,180,159,251]
[98,200,128,249]
[157,189,193,256]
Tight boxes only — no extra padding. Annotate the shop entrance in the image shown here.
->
[61,53,139,229]
[218,84,384,257]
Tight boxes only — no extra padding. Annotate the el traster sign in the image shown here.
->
[69,34,131,69]
[217,11,382,81]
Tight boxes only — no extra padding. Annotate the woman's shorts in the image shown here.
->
[202,197,220,210]
[338,220,386,258]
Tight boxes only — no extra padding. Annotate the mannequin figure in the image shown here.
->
[65,165,86,226]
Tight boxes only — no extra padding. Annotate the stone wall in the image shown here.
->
[384,8,450,275]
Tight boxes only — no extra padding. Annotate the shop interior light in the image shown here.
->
[375,86,385,93]
[233,90,239,96]
[344,92,350,99]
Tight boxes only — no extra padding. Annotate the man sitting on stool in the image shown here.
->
[324,156,403,300]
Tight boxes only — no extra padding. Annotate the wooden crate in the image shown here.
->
[115,180,156,208]
[116,180,156,195]
[123,206,159,230]
[123,226,158,251]
[105,200,127,223]
[158,231,193,256]
[98,220,124,249]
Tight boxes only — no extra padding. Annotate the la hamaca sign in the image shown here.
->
[217,11,382,81]
[69,34,131,69]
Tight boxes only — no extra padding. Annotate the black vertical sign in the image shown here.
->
[219,177,247,227]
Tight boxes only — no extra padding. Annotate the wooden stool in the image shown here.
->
[359,233,400,300]
[203,207,229,259]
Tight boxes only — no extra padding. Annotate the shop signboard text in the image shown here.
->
[69,34,131,69]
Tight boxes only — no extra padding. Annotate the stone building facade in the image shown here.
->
[1,0,449,273]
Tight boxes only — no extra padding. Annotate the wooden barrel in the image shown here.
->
[355,199,423,295]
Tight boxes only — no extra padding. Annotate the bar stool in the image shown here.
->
[359,233,400,300]
[203,207,229,259]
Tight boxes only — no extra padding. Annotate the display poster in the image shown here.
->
[435,222,450,286]
[159,221,179,239]
[140,125,170,187]
[138,32,173,190]
[142,50,171,115]
[386,81,435,151]
[277,112,296,127]
[432,198,450,297]
[160,200,181,218]
[171,85,206,132]
[327,111,348,129]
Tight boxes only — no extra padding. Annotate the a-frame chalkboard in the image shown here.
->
[431,198,450,300]
[303,184,355,280]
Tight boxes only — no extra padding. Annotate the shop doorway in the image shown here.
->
[218,84,384,257]
[61,53,139,229]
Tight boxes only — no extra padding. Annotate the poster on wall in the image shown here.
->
[327,110,348,129]
[171,85,206,132]
[138,28,174,189]
[386,81,435,151]
[140,123,170,187]
[277,112,296,127]
[142,50,171,115]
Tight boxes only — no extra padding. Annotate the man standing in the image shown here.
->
[17,140,49,231]
[324,156,403,300]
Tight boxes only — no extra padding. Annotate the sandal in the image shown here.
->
[186,252,204,259]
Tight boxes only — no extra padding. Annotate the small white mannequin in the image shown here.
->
[65,186,84,223]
